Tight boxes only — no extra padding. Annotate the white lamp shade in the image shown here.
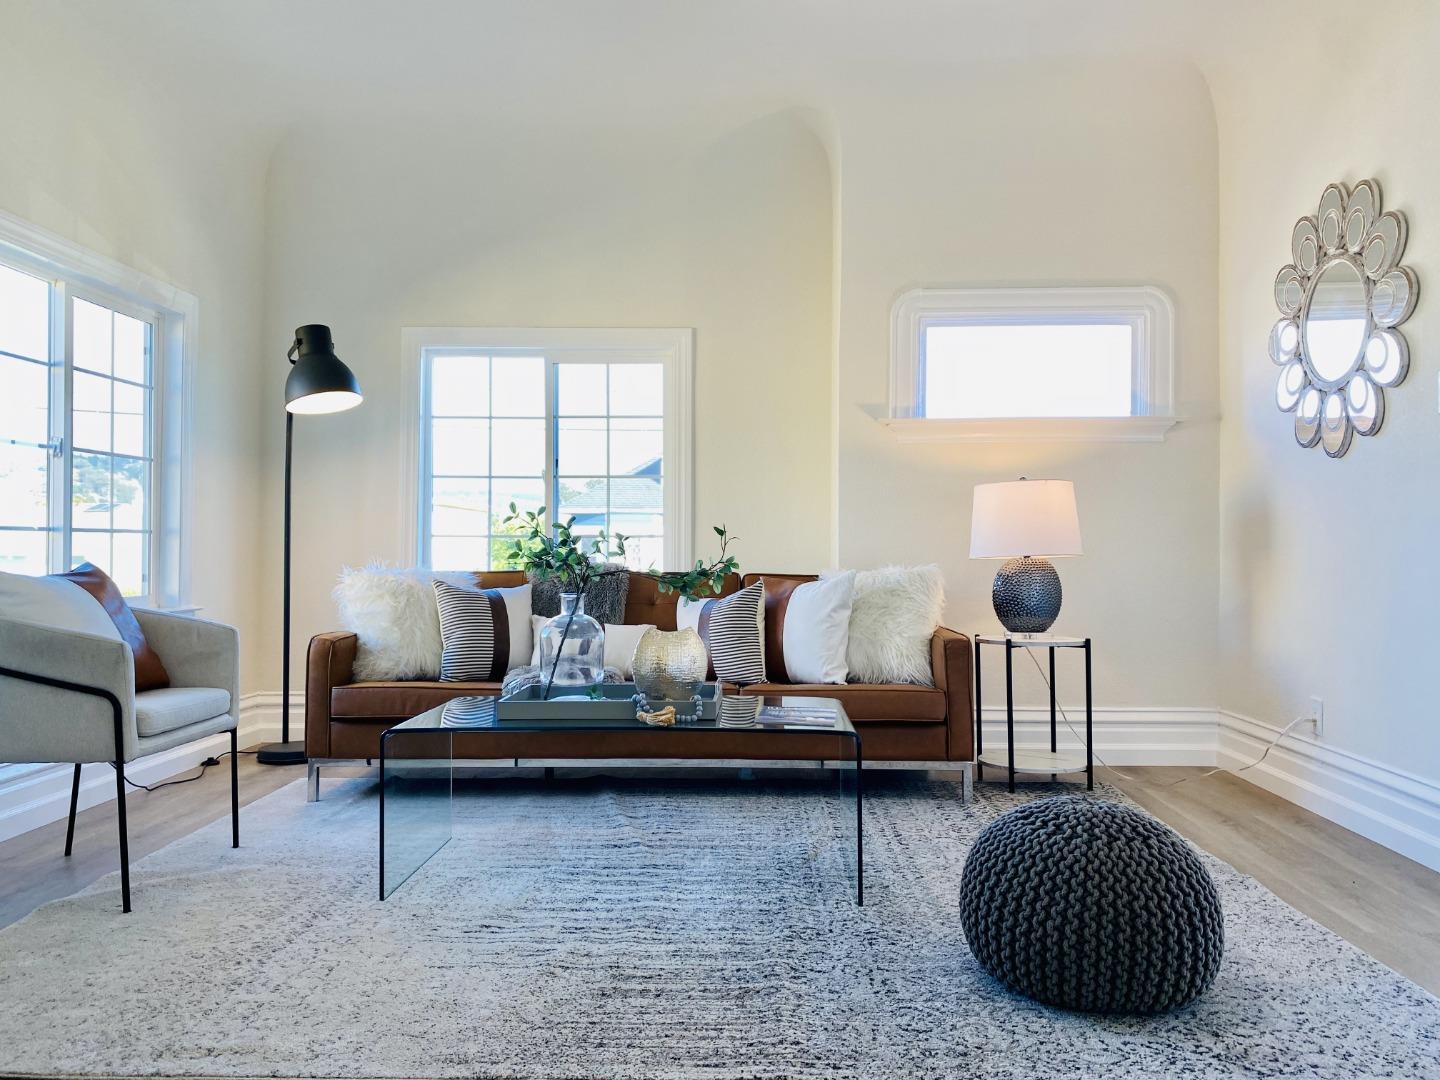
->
[970,479,1082,559]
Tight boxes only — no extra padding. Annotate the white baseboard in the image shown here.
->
[1218,710,1440,874]
[978,706,1217,766]
[0,693,297,845]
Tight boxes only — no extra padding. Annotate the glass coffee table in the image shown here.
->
[378,694,863,903]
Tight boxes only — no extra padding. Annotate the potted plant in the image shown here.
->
[502,505,628,699]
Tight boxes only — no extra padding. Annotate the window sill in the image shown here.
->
[880,416,1181,444]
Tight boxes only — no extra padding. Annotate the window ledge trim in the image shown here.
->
[881,416,1181,443]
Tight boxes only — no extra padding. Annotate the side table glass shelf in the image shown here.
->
[973,634,1093,793]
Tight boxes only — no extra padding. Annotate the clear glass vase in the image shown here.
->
[537,593,605,697]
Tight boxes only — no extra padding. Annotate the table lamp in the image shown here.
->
[970,478,1082,635]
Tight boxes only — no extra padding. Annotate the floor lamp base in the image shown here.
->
[256,740,307,766]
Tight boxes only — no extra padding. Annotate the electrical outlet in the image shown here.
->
[1308,695,1324,737]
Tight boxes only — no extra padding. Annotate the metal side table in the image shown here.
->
[973,634,1093,793]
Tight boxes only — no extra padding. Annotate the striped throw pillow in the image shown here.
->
[432,580,532,681]
[676,580,766,685]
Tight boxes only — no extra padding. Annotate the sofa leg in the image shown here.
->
[230,728,240,848]
[307,763,320,803]
[114,759,131,913]
[64,763,82,856]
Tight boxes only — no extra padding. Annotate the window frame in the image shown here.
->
[886,285,1178,442]
[0,209,195,609]
[402,327,694,573]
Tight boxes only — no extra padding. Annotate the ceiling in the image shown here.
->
[2,0,1417,148]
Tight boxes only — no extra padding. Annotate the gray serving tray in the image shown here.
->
[496,681,722,721]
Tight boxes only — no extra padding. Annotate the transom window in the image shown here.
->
[0,223,190,604]
[409,328,692,573]
[887,286,1175,440]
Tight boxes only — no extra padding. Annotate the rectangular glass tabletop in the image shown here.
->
[379,694,863,903]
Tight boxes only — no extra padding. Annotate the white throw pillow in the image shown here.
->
[780,571,855,684]
[334,564,474,681]
[0,570,121,641]
[529,615,655,679]
[433,580,532,681]
[829,565,944,685]
[676,580,766,685]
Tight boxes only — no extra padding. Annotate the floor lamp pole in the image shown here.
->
[257,411,306,765]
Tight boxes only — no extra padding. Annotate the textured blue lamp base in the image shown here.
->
[992,556,1063,634]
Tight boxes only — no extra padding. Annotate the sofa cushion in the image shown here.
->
[331,680,502,718]
[736,682,946,722]
[134,686,231,736]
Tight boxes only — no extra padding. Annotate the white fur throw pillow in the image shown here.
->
[831,565,944,685]
[334,564,473,681]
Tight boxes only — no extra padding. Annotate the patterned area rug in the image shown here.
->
[0,774,1436,1079]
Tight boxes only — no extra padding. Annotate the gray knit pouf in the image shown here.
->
[959,796,1223,1014]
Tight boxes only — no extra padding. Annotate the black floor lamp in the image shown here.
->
[257,325,363,766]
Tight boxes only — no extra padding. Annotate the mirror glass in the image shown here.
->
[1274,180,1414,458]
[1303,258,1368,383]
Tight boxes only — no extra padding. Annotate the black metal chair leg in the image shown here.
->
[114,758,131,913]
[230,728,240,848]
[64,763,82,856]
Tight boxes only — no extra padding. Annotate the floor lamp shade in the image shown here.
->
[257,325,363,767]
[285,324,363,414]
[971,479,1082,635]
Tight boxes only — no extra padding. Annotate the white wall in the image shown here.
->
[0,8,268,691]
[259,111,834,688]
[830,61,1221,711]
[1208,9,1440,785]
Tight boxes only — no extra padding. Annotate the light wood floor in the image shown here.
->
[1,755,1436,995]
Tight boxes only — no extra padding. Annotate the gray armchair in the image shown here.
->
[0,609,240,912]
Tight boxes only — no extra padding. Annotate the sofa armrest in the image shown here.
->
[306,631,358,759]
[0,615,139,762]
[930,627,974,762]
[133,610,240,723]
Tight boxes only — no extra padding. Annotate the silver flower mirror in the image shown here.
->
[1271,179,1418,457]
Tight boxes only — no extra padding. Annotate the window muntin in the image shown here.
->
[0,260,167,600]
[421,351,670,572]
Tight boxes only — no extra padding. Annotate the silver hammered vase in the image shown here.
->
[631,626,708,701]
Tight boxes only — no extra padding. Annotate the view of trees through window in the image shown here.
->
[0,263,154,596]
[425,353,664,571]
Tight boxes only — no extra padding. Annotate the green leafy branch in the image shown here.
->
[648,525,740,600]
[501,505,629,598]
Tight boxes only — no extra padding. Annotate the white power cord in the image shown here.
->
[1019,647,1312,790]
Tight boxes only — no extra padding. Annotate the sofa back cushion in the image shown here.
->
[623,572,742,629]
[473,570,527,589]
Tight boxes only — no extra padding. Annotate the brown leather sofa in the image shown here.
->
[306,571,973,765]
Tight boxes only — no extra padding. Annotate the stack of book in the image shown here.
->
[755,704,839,728]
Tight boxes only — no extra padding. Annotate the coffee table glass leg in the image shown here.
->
[379,728,454,900]
[854,734,864,906]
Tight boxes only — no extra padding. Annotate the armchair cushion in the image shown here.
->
[134,686,231,737]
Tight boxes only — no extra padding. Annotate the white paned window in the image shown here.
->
[0,213,193,605]
[887,286,1177,442]
[408,328,692,573]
